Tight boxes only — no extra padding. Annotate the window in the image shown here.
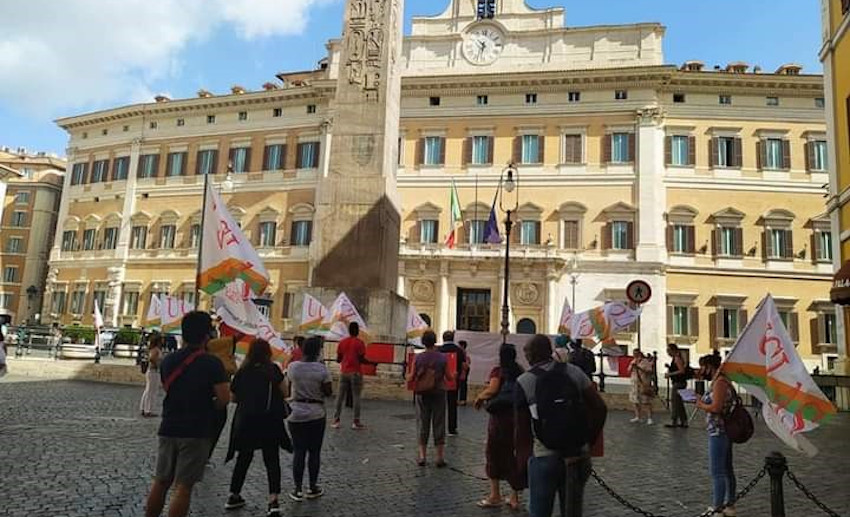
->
[673,93,686,103]
[190,224,201,248]
[159,225,176,249]
[61,231,77,251]
[296,142,320,169]
[0,293,12,310]
[230,147,250,173]
[103,227,118,250]
[82,132,88,139]
[52,291,67,315]
[520,220,540,245]
[259,222,277,247]
[291,221,313,246]
[809,140,828,171]
[520,135,542,164]
[130,226,147,249]
[15,191,30,204]
[306,104,317,114]
[167,152,186,176]
[477,95,489,106]
[207,115,216,124]
[149,121,158,130]
[669,135,690,166]
[182,291,196,308]
[611,221,631,250]
[238,111,248,121]
[471,136,491,165]
[11,211,26,227]
[563,220,580,249]
[71,163,87,185]
[420,220,438,244]
[423,137,444,166]
[197,150,218,175]
[563,134,582,164]
[766,228,792,259]
[816,229,833,262]
[3,267,17,283]
[6,237,22,253]
[122,291,139,317]
[92,290,106,314]
[82,229,96,251]
[477,0,496,19]
[762,138,785,170]
[123,125,129,132]
[720,308,739,339]
[176,118,185,127]
[113,157,129,180]
[70,289,86,315]
[714,136,740,168]
[103,128,110,135]
[92,160,109,182]
[822,313,838,345]
[525,93,538,105]
[468,220,487,244]
[670,224,695,254]
[568,91,580,103]
[264,144,285,171]
[138,154,158,178]
[516,318,537,334]
[429,97,441,106]
[718,226,738,257]
[273,108,283,117]
[611,133,631,163]
[615,90,628,100]
[20,167,34,179]
[719,95,732,105]
[671,306,690,336]
[815,98,825,108]
[766,97,779,106]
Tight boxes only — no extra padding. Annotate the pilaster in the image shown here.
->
[635,107,667,264]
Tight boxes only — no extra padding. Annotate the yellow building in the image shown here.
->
[47,0,836,368]
[0,148,65,325]
[823,0,850,372]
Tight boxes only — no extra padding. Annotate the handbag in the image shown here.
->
[723,392,754,444]
[485,378,516,414]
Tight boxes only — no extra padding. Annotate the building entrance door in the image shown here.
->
[456,288,491,332]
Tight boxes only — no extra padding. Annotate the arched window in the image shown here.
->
[419,313,432,327]
[516,318,536,335]
[477,0,496,19]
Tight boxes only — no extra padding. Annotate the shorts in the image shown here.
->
[154,436,210,486]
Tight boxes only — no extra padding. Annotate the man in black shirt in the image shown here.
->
[438,330,466,436]
[145,312,230,517]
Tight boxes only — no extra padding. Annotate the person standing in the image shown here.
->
[224,339,289,516]
[331,322,368,430]
[407,330,452,467]
[439,330,466,436]
[0,326,7,377]
[516,334,607,517]
[140,333,164,417]
[144,312,230,517]
[286,336,332,502]
[473,344,531,510]
[665,343,689,428]
[628,349,654,425]
[695,353,737,517]
[457,340,471,406]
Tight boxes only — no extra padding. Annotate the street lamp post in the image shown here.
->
[499,163,519,344]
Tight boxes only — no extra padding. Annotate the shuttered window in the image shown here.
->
[563,220,580,250]
[563,134,582,164]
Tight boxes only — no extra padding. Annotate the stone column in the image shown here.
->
[397,261,406,297]
[635,107,667,264]
[438,261,449,335]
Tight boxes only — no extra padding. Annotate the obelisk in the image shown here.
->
[306,0,407,342]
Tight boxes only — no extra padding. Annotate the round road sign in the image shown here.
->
[626,280,652,305]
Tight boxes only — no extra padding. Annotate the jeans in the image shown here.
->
[229,445,281,495]
[334,373,363,421]
[670,382,688,426]
[416,391,447,446]
[445,389,459,434]
[528,455,591,517]
[289,418,326,492]
[708,433,736,509]
[458,379,468,403]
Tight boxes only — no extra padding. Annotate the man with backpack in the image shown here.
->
[516,334,607,517]
[438,330,467,436]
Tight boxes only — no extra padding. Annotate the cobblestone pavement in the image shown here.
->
[1,377,848,517]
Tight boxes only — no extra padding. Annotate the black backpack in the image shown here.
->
[485,377,517,414]
[570,347,597,378]
[532,362,589,457]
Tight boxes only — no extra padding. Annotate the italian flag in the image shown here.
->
[445,180,462,249]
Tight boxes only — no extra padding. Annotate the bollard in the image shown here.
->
[766,451,787,517]
[94,346,101,364]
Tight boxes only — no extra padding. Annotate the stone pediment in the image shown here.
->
[711,207,745,224]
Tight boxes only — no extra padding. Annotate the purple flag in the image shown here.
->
[484,203,502,244]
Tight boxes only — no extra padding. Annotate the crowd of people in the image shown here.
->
[139,312,743,517]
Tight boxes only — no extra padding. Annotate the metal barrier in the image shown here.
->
[812,374,850,412]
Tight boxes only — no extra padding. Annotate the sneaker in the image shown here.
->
[351,422,366,431]
[267,500,281,516]
[225,494,246,510]
[289,490,304,502]
[331,420,341,429]
[723,506,737,516]
[306,486,325,499]
[646,418,654,426]
[448,431,458,436]
[630,417,641,423]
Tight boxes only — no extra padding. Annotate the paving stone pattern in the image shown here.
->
[0,378,848,517]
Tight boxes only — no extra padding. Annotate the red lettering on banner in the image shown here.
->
[759,321,791,374]
[217,221,239,249]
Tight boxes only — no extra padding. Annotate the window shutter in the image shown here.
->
[513,136,522,164]
[666,305,674,335]
[602,223,611,250]
[434,221,440,245]
[411,221,421,243]
[789,312,799,344]
[228,148,236,171]
[765,229,773,258]
[602,134,612,163]
[462,137,472,166]
[438,137,446,165]
[666,225,673,251]
[463,220,471,244]
[628,133,636,162]
[711,228,718,256]
[263,146,270,171]
[152,155,160,178]
[709,138,717,168]
[689,307,699,337]
[734,227,744,256]
[280,145,288,170]
[782,140,791,170]
[710,312,719,347]
[688,136,696,166]
[511,222,521,244]
[805,141,813,172]
[535,221,542,244]
[812,232,821,262]
[574,135,583,164]
[243,148,251,173]
[487,136,495,164]
[733,138,743,168]
[756,140,763,170]
[306,221,314,244]
[296,143,304,169]
[664,136,672,166]
[784,229,794,259]
[564,220,578,249]
[537,135,545,164]
[563,136,574,164]
[211,150,219,175]
[687,225,696,253]
[180,152,188,175]
[811,316,822,347]
[415,138,424,167]
[627,221,635,249]
[312,142,321,168]
[739,309,748,332]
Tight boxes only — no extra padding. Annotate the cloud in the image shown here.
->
[0,0,332,116]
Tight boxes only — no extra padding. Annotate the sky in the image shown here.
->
[0,0,823,157]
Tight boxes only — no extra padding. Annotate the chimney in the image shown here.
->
[753,65,762,74]
[725,62,749,74]
[681,60,705,72]
[231,85,247,95]
[154,94,170,103]
[262,82,279,91]
[775,64,803,76]
[17,147,27,155]
[197,89,213,98]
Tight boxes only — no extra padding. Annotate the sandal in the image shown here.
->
[416,458,426,467]
[477,499,503,508]
[435,460,447,468]
[507,499,521,511]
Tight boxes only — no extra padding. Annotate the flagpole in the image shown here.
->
[195,172,210,309]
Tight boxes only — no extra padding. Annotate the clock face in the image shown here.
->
[462,26,504,65]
